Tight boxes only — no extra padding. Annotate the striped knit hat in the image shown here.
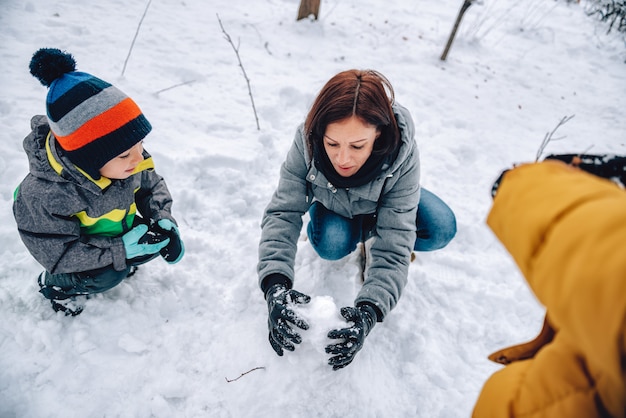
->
[29,48,152,179]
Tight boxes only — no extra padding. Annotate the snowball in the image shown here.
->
[291,295,347,356]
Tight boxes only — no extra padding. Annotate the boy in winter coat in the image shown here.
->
[13,48,184,316]
[473,154,626,417]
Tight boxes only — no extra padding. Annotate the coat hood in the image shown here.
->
[475,161,626,417]
[22,116,63,183]
[24,115,105,194]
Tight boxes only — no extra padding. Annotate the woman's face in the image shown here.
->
[99,141,144,179]
[323,116,380,177]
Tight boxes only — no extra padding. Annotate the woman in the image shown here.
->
[257,70,456,370]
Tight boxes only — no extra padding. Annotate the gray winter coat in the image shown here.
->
[258,103,420,319]
[13,115,176,274]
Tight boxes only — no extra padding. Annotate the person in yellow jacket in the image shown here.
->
[473,154,626,417]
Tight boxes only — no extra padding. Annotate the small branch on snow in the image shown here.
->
[225,367,266,383]
[535,115,575,162]
[577,144,595,157]
[122,0,152,77]
[217,13,261,131]
[154,80,197,96]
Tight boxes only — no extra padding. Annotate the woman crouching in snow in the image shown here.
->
[257,69,457,370]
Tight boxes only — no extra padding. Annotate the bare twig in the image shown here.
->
[225,367,266,383]
[217,14,261,131]
[154,80,197,96]
[535,115,575,162]
[578,144,594,156]
[122,0,152,77]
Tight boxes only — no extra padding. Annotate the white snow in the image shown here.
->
[0,0,624,417]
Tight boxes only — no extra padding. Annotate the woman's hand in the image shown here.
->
[265,284,311,356]
[326,304,377,370]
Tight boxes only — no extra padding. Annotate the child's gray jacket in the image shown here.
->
[13,115,176,275]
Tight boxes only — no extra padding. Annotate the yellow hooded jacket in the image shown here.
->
[473,161,626,417]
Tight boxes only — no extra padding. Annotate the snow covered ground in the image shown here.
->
[0,0,624,416]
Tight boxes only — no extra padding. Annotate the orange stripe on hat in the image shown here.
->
[54,97,143,151]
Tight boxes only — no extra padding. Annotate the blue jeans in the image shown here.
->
[306,188,457,260]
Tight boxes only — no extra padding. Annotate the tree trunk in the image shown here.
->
[297,0,321,21]
[440,0,474,61]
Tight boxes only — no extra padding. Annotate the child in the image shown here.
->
[13,48,184,316]
[474,154,626,416]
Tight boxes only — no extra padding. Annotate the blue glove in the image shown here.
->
[155,219,185,264]
[122,224,170,260]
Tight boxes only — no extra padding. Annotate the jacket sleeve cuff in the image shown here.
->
[356,301,383,323]
[260,273,291,298]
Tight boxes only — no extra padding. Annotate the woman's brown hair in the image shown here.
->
[304,69,400,160]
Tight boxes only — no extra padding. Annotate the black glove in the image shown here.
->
[153,219,185,263]
[265,283,311,356]
[491,169,510,199]
[545,153,626,186]
[325,304,378,370]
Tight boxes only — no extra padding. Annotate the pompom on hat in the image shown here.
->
[29,48,152,179]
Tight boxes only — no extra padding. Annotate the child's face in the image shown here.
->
[99,141,144,179]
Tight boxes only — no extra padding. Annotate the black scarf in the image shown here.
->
[313,143,389,188]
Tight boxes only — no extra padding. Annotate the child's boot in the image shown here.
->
[37,272,85,316]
